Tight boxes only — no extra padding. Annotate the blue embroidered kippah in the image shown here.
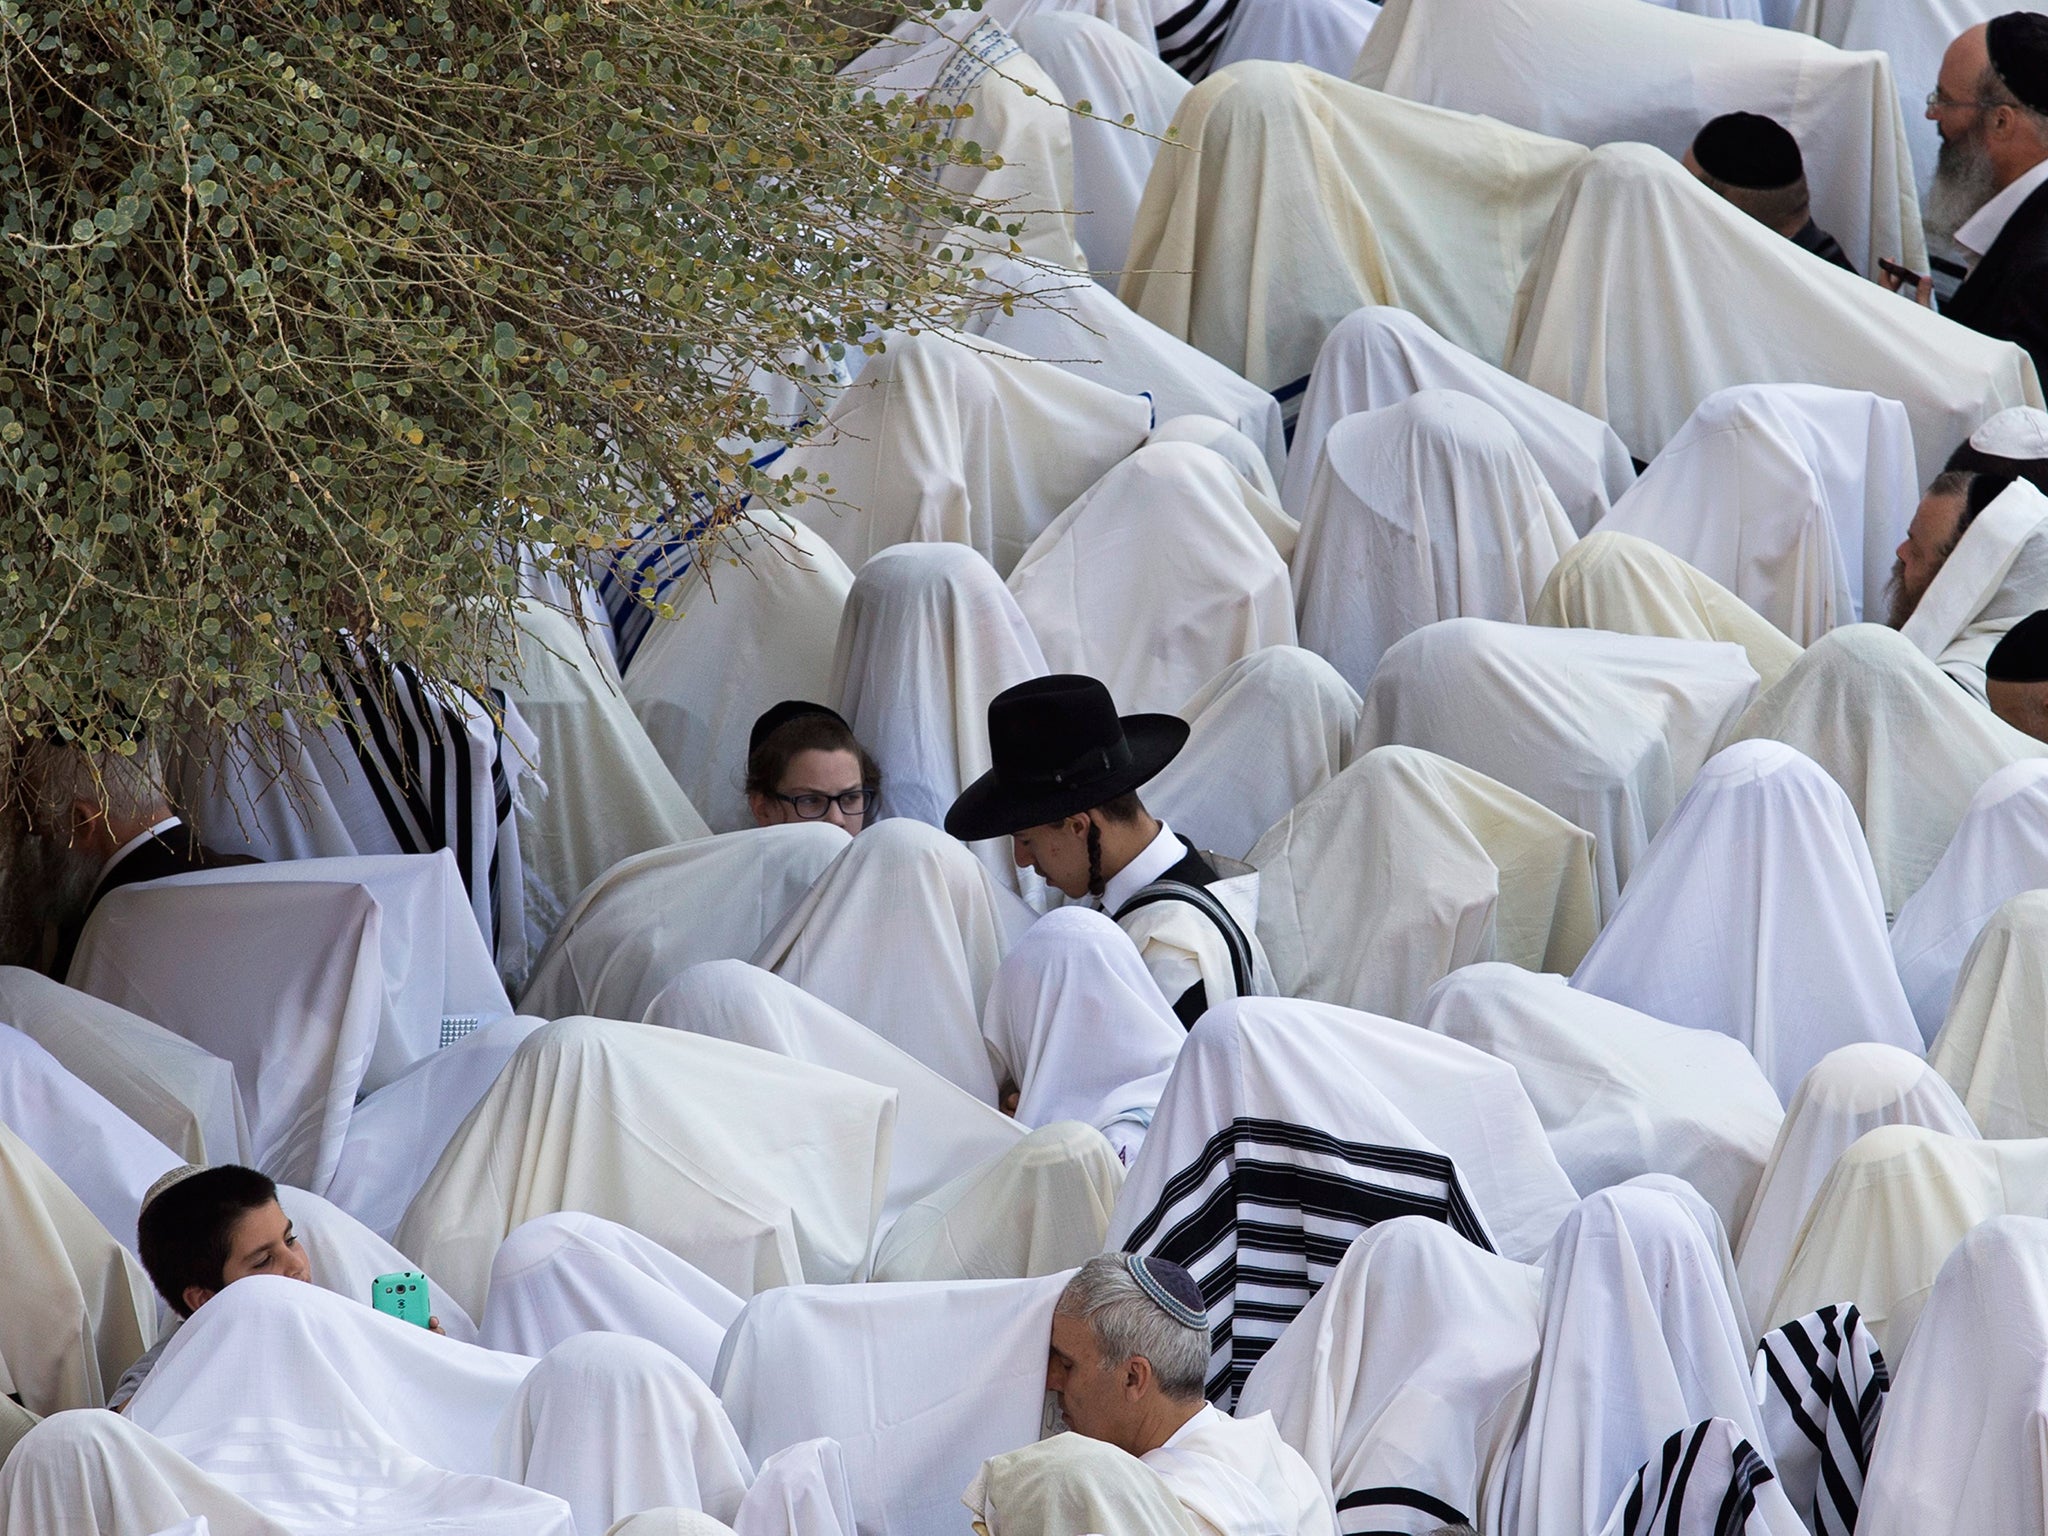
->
[1128,1254,1207,1330]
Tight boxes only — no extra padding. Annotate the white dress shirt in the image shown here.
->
[1098,820,1188,916]
[1956,157,2048,269]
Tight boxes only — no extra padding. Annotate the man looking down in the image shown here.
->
[1685,112,1855,271]
[1986,609,2048,738]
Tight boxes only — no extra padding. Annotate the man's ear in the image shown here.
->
[180,1283,214,1317]
[68,796,100,845]
[1125,1354,1154,1398]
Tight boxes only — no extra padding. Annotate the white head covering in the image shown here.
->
[1249,747,1599,1019]
[1206,0,1386,82]
[1281,305,1634,534]
[734,1438,860,1536]
[393,1017,895,1316]
[608,1513,740,1536]
[1929,890,2048,1138]
[1892,760,2048,1044]
[754,818,1029,1103]
[1727,623,2048,917]
[1147,414,1284,503]
[1235,1216,1542,1536]
[979,907,1184,1158]
[621,513,855,833]
[1596,384,1918,642]
[0,1410,291,1536]
[1501,144,2040,487]
[1570,740,1921,1099]
[965,1432,1201,1536]
[1415,964,1784,1241]
[1969,404,2048,460]
[1533,531,1805,692]
[645,959,1024,1220]
[1358,618,1760,920]
[1293,391,1577,691]
[1898,476,2048,701]
[1010,442,1296,714]
[1733,1043,1976,1329]
[1145,645,1361,862]
[1500,1184,1773,1536]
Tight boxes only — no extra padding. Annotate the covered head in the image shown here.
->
[1048,1253,1211,1454]
[136,1163,309,1318]
[743,699,879,834]
[1988,607,2048,738]
[1947,406,2048,493]
[1688,112,1814,235]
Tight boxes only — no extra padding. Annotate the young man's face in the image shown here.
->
[1011,815,1094,899]
[185,1198,310,1315]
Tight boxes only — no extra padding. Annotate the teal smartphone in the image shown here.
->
[370,1270,433,1328]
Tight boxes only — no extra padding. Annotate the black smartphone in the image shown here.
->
[1878,257,1927,289]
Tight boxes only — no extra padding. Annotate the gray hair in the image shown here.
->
[22,738,167,845]
[1055,1254,1210,1401]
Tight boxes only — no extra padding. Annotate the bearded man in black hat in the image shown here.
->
[946,674,1271,1026]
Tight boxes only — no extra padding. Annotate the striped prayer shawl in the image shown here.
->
[1155,0,1243,80]
[1612,1419,1780,1536]
[598,510,714,674]
[1119,1115,1493,1409]
[1757,1304,1888,1536]
[1334,1483,1472,1535]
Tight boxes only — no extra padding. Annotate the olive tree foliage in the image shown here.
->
[0,0,1007,770]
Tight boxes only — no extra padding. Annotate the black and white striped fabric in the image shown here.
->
[1603,1418,1803,1536]
[1756,1303,1889,1536]
[596,507,716,674]
[1155,0,1244,80]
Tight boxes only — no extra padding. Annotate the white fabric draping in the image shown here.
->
[1011,442,1296,714]
[1857,1215,2048,1536]
[0,966,246,1167]
[1595,384,1918,641]
[1119,62,1589,406]
[621,513,854,834]
[754,819,1029,1104]
[1415,965,1784,1241]
[774,331,1152,577]
[1570,740,1921,1099]
[1235,1216,1542,1536]
[0,1410,291,1536]
[1292,391,1576,691]
[1727,623,2048,917]
[1281,305,1634,534]
[645,959,1024,1221]
[1897,476,2048,703]
[1148,415,1284,504]
[715,1273,1071,1536]
[1497,1184,1773,1536]
[734,1439,860,1536]
[1249,747,1599,1020]
[1357,618,1760,920]
[1353,0,1920,277]
[1592,1419,1806,1536]
[1930,891,2048,1138]
[1892,760,2048,1043]
[1733,1043,1976,1328]
[282,1181,478,1343]
[965,1432,1202,1536]
[1207,0,1384,80]
[1502,144,2042,487]
[1141,1404,1338,1536]
[829,542,1048,898]
[517,824,849,1023]
[1146,646,1362,863]
[979,908,1184,1161]
[1533,533,1805,692]
[394,1017,895,1317]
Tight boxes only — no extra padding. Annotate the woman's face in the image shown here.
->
[750,747,871,833]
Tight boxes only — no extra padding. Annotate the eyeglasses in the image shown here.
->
[775,788,876,819]
[1926,88,2005,112]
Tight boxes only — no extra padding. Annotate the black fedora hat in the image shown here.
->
[945,674,1189,843]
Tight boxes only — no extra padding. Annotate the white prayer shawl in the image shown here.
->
[1149,415,1284,503]
[1856,1215,2048,1536]
[644,959,1024,1222]
[1498,1185,1774,1536]
[1353,0,1919,278]
[0,1121,155,1416]
[1596,384,1918,642]
[1357,619,1761,920]
[609,1514,739,1536]
[394,1017,895,1317]
[481,1212,744,1384]
[1897,476,2048,701]
[979,907,1185,1158]
[1929,890,2048,1138]
[1280,305,1634,534]
[1206,0,1383,82]
[1235,1216,1542,1536]
[1593,1419,1806,1536]
[498,600,706,920]
[870,1120,1123,1281]
[1570,740,1922,1099]
[1011,443,1297,714]
[516,824,848,1022]
[0,1410,292,1536]
[1726,623,2048,917]
[774,331,1153,577]
[1502,144,2043,487]
[735,1439,861,1536]
[754,819,1029,1103]
[280,1181,478,1343]
[0,1025,179,1249]
[965,1432,1203,1536]
[1119,63,1589,408]
[1249,748,1599,1020]
[1891,760,2048,1043]
[1144,1405,1339,1536]
[622,513,855,833]
[1146,646,1362,863]
[1414,965,1784,1241]
[715,1273,1072,1536]
[1292,391,1576,692]
[0,966,246,1167]
[1533,532,1805,693]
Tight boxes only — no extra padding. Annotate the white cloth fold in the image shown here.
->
[734,1438,859,1536]
[1142,1403,1338,1536]
[1207,0,1384,80]
[1929,891,2048,1138]
[965,1432,1202,1536]
[1593,1418,1806,1536]
[284,1181,478,1343]
[1897,476,2048,702]
[0,1410,290,1536]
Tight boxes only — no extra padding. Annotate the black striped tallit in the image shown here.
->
[1119,1115,1493,1411]
[1155,0,1244,81]
[1612,1419,1780,1536]
[1333,1483,1470,1536]
[597,508,714,674]
[1757,1304,1889,1536]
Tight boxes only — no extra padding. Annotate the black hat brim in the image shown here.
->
[944,713,1191,843]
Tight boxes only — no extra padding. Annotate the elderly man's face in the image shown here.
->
[1887,487,1970,628]
[1927,28,2004,241]
[1046,1312,1148,1452]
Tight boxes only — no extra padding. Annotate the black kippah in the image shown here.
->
[1691,112,1805,190]
[748,699,848,757]
[1988,609,2048,683]
[1989,12,2048,116]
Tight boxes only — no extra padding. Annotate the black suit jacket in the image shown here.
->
[1943,177,2048,387]
[56,821,257,981]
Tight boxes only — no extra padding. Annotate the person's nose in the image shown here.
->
[821,803,850,831]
